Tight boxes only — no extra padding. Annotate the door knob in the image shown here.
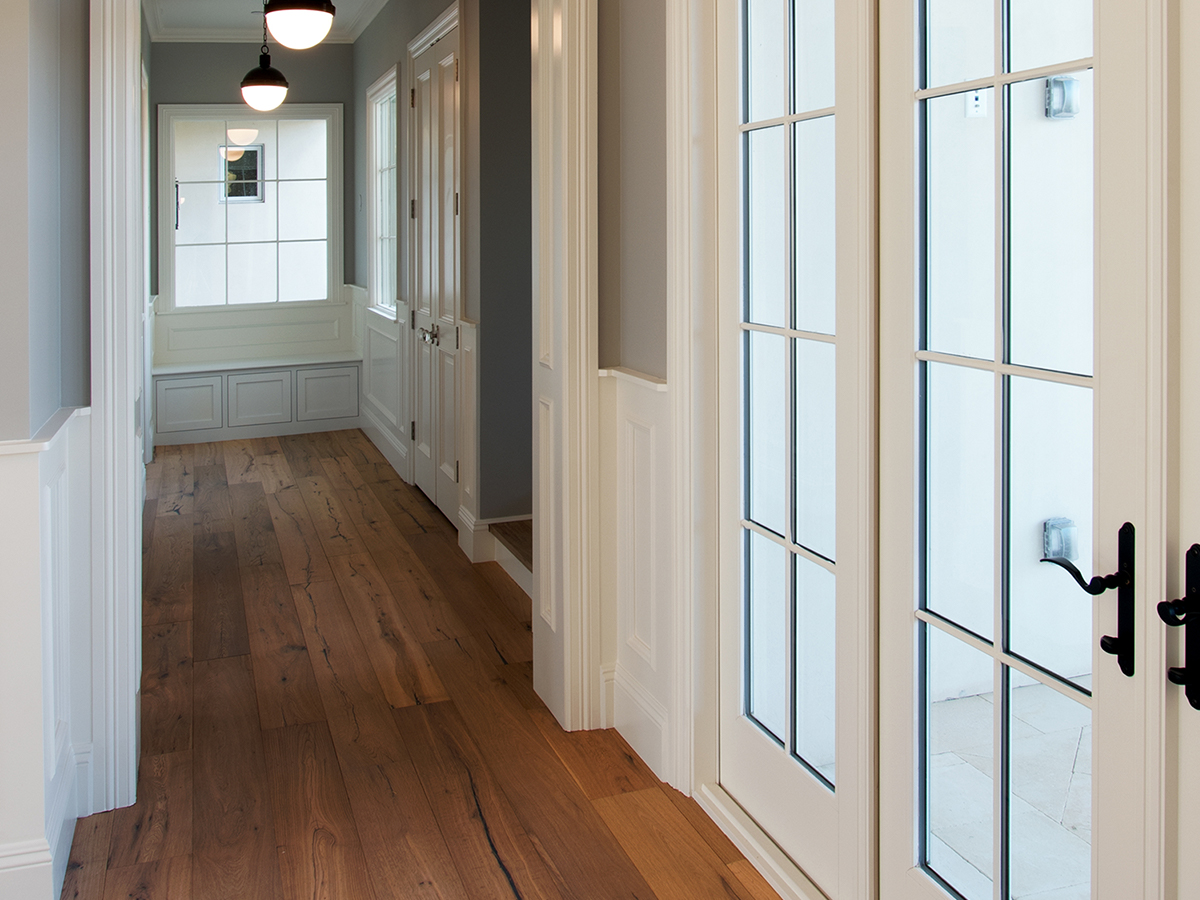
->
[1159,544,1200,709]
[1041,522,1136,677]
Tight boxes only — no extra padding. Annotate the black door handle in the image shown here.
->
[1041,522,1135,677]
[1159,543,1200,709]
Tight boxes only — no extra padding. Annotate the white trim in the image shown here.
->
[366,66,400,317]
[494,540,534,599]
[457,504,496,563]
[142,0,390,43]
[408,4,460,57]
[90,0,144,813]
[0,840,54,871]
[361,403,412,480]
[598,366,668,391]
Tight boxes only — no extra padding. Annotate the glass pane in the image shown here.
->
[794,338,835,560]
[227,243,278,305]
[926,363,995,640]
[926,90,995,360]
[279,181,328,242]
[747,126,788,328]
[228,120,277,179]
[748,330,787,536]
[279,241,328,302]
[226,182,277,244]
[925,626,994,900]
[926,0,993,88]
[1009,0,1093,73]
[176,182,225,246]
[1008,376,1093,685]
[1009,71,1094,376]
[1009,677,1091,899]
[746,0,789,123]
[173,119,227,182]
[794,116,836,335]
[795,556,836,784]
[748,530,788,741]
[278,118,327,180]
[794,0,835,113]
[175,244,226,307]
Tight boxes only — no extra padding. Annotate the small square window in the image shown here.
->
[221,144,264,203]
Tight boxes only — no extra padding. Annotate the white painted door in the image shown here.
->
[879,1,1166,899]
[411,29,460,522]
[716,1,874,896]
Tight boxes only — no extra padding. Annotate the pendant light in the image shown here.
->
[265,1,336,50]
[241,10,289,111]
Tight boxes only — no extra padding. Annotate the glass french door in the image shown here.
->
[879,0,1165,899]
[717,1,873,897]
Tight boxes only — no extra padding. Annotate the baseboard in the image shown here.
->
[600,663,616,728]
[694,783,828,900]
[45,730,78,897]
[494,540,533,597]
[154,415,364,445]
[361,406,409,481]
[0,840,53,899]
[613,663,671,781]
[457,506,496,563]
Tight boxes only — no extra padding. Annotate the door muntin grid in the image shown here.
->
[742,0,838,790]
[917,3,1095,898]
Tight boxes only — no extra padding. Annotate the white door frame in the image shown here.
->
[88,0,144,813]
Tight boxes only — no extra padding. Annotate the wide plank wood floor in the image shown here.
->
[63,430,782,900]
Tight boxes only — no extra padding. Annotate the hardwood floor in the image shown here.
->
[62,431,781,900]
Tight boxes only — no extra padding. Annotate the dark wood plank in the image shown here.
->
[476,561,532,627]
[143,513,193,626]
[393,702,567,900]
[290,580,471,899]
[278,432,344,479]
[193,464,234,535]
[155,445,195,519]
[140,622,192,756]
[425,637,658,900]
[296,474,367,558]
[330,429,392,472]
[406,532,532,666]
[527,708,659,800]
[142,499,157,587]
[239,563,326,730]
[192,655,284,900]
[659,785,744,866]
[364,475,445,536]
[223,439,261,486]
[229,482,285,569]
[192,442,224,467]
[144,456,162,502]
[262,723,377,900]
[101,858,190,900]
[592,788,757,900]
[329,554,448,708]
[71,812,114,864]
[264,488,336,586]
[728,860,784,900]
[192,530,250,661]
[250,436,296,494]
[489,520,533,572]
[61,858,107,900]
[494,661,546,713]
[108,752,193,869]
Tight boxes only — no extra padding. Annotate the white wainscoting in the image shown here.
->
[597,368,678,783]
[152,285,364,369]
[0,408,95,899]
[361,303,411,481]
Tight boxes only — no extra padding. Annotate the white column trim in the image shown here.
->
[88,0,143,812]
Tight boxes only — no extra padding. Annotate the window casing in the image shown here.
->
[367,69,399,312]
[159,104,343,311]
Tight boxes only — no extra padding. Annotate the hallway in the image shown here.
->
[59,431,780,900]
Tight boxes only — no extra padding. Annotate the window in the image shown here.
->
[367,69,399,311]
[160,104,343,308]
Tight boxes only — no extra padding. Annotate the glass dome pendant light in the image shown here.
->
[241,11,289,111]
[265,1,336,50]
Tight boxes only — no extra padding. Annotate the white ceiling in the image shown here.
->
[143,0,390,43]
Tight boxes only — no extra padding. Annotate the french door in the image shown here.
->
[879,2,1166,900]
[411,28,461,522]
[717,1,874,896]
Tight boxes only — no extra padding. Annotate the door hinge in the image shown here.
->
[411,310,416,329]
[455,460,460,483]
[411,198,416,219]
[411,420,416,440]
[454,192,459,215]
[455,59,459,82]
[410,87,415,108]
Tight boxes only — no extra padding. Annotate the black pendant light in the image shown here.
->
[265,1,337,50]
[241,7,289,111]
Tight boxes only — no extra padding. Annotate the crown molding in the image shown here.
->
[143,0,388,44]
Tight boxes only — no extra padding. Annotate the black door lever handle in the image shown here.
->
[1160,544,1200,709]
[1040,522,1136,677]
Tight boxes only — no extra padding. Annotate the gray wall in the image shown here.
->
[351,0,449,288]
[22,0,91,438]
[597,0,668,380]
[149,42,356,293]
[475,0,533,520]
